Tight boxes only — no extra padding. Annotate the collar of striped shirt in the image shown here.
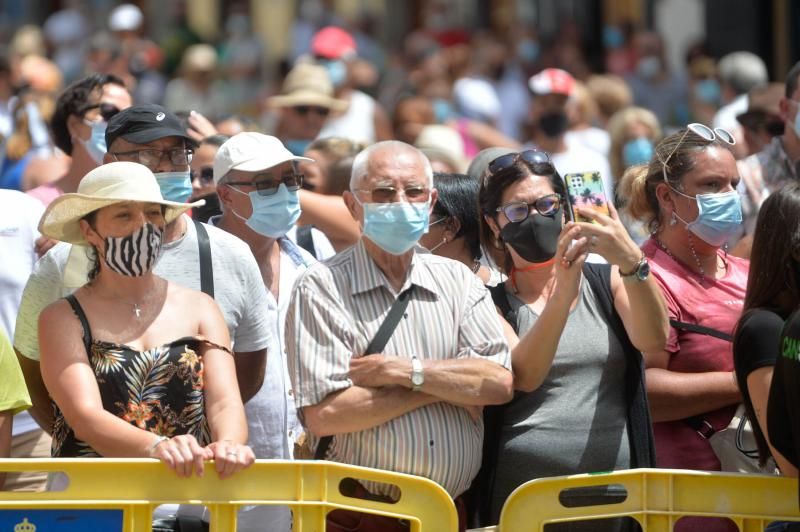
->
[350,239,440,299]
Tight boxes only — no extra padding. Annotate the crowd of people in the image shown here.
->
[2,3,800,532]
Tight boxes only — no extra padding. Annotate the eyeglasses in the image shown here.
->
[226,173,304,196]
[81,102,122,122]
[496,193,562,222]
[488,149,555,177]
[191,166,214,185]
[356,185,430,203]
[660,122,735,182]
[294,105,330,117]
[111,148,193,169]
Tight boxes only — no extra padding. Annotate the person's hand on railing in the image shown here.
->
[147,434,208,478]
[206,440,256,479]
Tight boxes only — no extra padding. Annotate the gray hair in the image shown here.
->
[718,51,768,95]
[349,140,433,192]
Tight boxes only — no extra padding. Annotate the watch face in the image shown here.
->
[412,374,424,386]
[637,260,651,281]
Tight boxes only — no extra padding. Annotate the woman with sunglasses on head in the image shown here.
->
[620,124,746,532]
[476,150,668,529]
[37,162,255,484]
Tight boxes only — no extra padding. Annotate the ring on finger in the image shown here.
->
[226,451,238,457]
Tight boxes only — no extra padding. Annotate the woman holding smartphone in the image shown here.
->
[476,149,668,529]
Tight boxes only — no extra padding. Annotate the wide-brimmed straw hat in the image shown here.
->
[268,63,348,111]
[39,161,203,245]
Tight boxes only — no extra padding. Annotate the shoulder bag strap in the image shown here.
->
[65,294,93,355]
[315,286,415,460]
[295,225,317,259]
[193,219,214,298]
[582,262,656,468]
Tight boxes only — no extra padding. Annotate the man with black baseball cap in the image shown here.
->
[15,105,271,452]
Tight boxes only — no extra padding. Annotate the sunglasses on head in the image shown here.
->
[660,122,735,181]
[294,105,330,117]
[488,149,555,177]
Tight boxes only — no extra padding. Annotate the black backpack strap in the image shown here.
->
[489,282,516,326]
[582,262,656,468]
[65,294,93,355]
[670,319,733,342]
[194,220,214,298]
[296,225,317,259]
[315,286,415,460]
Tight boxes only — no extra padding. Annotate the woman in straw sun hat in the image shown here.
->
[37,161,254,480]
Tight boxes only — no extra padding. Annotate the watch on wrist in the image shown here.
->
[410,355,424,391]
[620,254,650,281]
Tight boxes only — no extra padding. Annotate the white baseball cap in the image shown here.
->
[213,132,313,184]
[109,4,143,32]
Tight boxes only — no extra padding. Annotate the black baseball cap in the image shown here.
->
[105,103,194,148]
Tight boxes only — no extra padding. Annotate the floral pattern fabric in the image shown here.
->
[52,336,217,457]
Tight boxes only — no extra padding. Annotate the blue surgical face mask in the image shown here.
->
[361,200,430,255]
[670,187,743,246]
[432,98,454,123]
[603,26,625,49]
[622,137,654,167]
[284,139,312,156]
[80,120,108,164]
[694,79,721,106]
[155,171,193,203]
[517,39,540,63]
[637,56,661,80]
[321,59,347,88]
[230,183,301,238]
[793,109,800,138]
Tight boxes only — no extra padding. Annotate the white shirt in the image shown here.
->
[0,190,44,436]
[551,143,614,202]
[285,224,336,260]
[317,89,377,144]
[565,128,611,158]
[713,94,749,132]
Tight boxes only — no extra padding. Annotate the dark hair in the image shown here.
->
[619,127,735,234]
[432,172,482,261]
[786,60,800,99]
[82,210,101,281]
[51,73,126,155]
[733,184,800,465]
[478,153,565,275]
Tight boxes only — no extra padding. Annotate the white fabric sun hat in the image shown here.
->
[39,161,203,245]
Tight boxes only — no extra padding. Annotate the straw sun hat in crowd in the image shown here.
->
[268,63,348,112]
[39,161,203,245]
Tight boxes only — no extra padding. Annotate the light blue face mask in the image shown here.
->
[694,79,721,106]
[284,139,312,156]
[361,200,430,255]
[622,137,654,167]
[155,171,193,203]
[81,120,108,164]
[671,187,743,246]
[321,60,347,88]
[793,109,800,138]
[230,183,301,238]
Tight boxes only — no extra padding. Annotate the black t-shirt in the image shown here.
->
[769,309,800,469]
[734,308,785,404]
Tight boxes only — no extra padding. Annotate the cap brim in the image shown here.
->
[120,126,196,147]
[229,155,314,173]
[40,193,204,245]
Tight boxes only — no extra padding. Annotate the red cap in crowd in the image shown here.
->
[528,68,576,96]
[311,26,357,60]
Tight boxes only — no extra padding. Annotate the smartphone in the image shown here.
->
[564,171,611,223]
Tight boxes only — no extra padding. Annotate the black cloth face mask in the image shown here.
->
[537,111,569,138]
[500,207,563,263]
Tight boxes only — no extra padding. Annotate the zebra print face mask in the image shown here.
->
[100,223,163,277]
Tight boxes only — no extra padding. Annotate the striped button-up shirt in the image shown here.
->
[286,240,511,497]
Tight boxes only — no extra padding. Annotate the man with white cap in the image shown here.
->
[211,132,318,531]
[15,106,271,440]
[526,68,613,199]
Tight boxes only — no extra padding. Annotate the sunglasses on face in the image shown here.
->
[357,184,430,203]
[82,102,122,122]
[111,148,193,169]
[226,173,304,196]
[496,193,562,223]
[191,167,214,185]
[488,149,555,177]
[660,122,736,182]
[294,105,330,117]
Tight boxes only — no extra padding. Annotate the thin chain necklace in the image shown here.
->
[86,284,151,319]
[654,234,727,285]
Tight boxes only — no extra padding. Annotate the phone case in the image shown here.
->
[564,171,611,223]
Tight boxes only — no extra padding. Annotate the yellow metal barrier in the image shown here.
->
[498,468,800,531]
[0,459,459,531]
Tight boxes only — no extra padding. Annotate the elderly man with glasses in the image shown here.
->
[286,140,513,532]
[14,106,271,474]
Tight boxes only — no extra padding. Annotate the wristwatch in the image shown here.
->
[410,355,424,391]
[620,254,650,281]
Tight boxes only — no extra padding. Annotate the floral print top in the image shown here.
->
[51,295,230,458]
